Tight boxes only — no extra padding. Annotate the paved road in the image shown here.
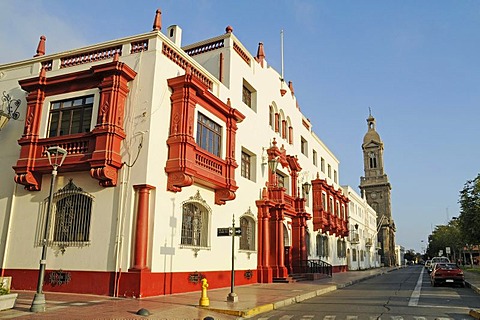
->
[251,266,480,320]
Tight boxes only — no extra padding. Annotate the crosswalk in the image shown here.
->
[255,316,455,320]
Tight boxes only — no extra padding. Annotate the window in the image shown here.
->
[181,201,209,247]
[327,164,331,178]
[269,106,274,128]
[48,95,94,137]
[276,172,285,188]
[329,197,334,214]
[321,158,325,173]
[316,234,329,258]
[337,239,346,258]
[321,192,327,210]
[369,152,377,168]
[240,215,255,251]
[242,85,252,107]
[241,151,251,180]
[352,248,357,262]
[36,180,93,249]
[301,136,308,156]
[196,113,222,157]
[242,80,257,111]
[334,170,337,183]
[313,150,318,166]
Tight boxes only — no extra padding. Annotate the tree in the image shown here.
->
[426,220,462,261]
[458,173,480,245]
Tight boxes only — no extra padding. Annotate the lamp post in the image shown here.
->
[268,156,279,186]
[302,181,311,199]
[355,223,360,270]
[30,146,67,313]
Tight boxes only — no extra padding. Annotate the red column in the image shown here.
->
[131,184,155,271]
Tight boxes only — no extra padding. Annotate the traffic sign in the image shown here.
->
[234,227,242,236]
[217,227,231,237]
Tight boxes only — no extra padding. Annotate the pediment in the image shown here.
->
[363,140,382,149]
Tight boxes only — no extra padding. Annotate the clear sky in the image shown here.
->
[2,1,479,253]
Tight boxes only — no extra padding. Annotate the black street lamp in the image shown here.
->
[30,146,67,313]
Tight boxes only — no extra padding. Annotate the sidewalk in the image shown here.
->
[1,266,479,320]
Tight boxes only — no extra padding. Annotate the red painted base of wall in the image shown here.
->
[2,268,258,298]
[332,265,348,273]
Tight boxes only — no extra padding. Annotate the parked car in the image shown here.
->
[428,256,450,273]
[425,260,432,271]
[430,263,465,287]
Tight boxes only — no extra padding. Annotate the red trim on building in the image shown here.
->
[311,175,349,237]
[130,184,156,272]
[3,268,257,297]
[13,60,137,191]
[256,139,311,283]
[165,70,245,205]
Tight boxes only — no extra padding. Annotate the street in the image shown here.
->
[251,266,480,320]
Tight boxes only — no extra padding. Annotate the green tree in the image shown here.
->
[458,173,480,245]
[426,219,463,261]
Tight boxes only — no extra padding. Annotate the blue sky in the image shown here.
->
[2,1,479,253]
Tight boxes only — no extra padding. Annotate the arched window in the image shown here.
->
[181,191,211,247]
[36,179,94,250]
[316,234,329,258]
[240,213,256,251]
[369,152,377,169]
[269,105,274,128]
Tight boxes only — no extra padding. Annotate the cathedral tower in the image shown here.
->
[359,113,396,266]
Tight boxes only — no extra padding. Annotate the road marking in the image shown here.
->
[346,316,358,320]
[409,267,425,306]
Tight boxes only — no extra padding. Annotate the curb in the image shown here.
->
[470,309,480,320]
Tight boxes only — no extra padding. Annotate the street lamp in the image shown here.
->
[30,146,67,313]
[302,181,311,198]
[268,156,279,186]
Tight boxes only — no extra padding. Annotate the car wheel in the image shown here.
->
[461,281,465,288]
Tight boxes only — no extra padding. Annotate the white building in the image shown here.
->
[343,186,380,270]
[0,9,369,297]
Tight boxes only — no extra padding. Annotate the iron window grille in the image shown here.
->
[35,180,94,250]
[239,216,255,251]
[181,202,209,247]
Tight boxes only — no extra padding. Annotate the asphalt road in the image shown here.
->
[251,266,480,320]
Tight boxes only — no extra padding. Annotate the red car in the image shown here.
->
[430,263,465,287]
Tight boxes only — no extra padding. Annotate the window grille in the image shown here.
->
[35,180,94,249]
[180,191,211,248]
[48,95,94,137]
[239,216,255,251]
[316,234,329,258]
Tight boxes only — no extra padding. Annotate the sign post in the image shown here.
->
[217,215,241,303]
[227,214,238,302]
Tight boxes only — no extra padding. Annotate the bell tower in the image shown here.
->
[359,112,396,266]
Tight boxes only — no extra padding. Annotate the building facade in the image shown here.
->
[0,10,365,298]
[359,113,396,266]
[342,186,380,270]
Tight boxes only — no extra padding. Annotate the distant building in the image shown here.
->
[342,186,380,270]
[359,113,396,266]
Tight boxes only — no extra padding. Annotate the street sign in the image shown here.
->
[217,227,242,236]
[217,227,231,237]
[446,247,451,254]
[234,227,242,236]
